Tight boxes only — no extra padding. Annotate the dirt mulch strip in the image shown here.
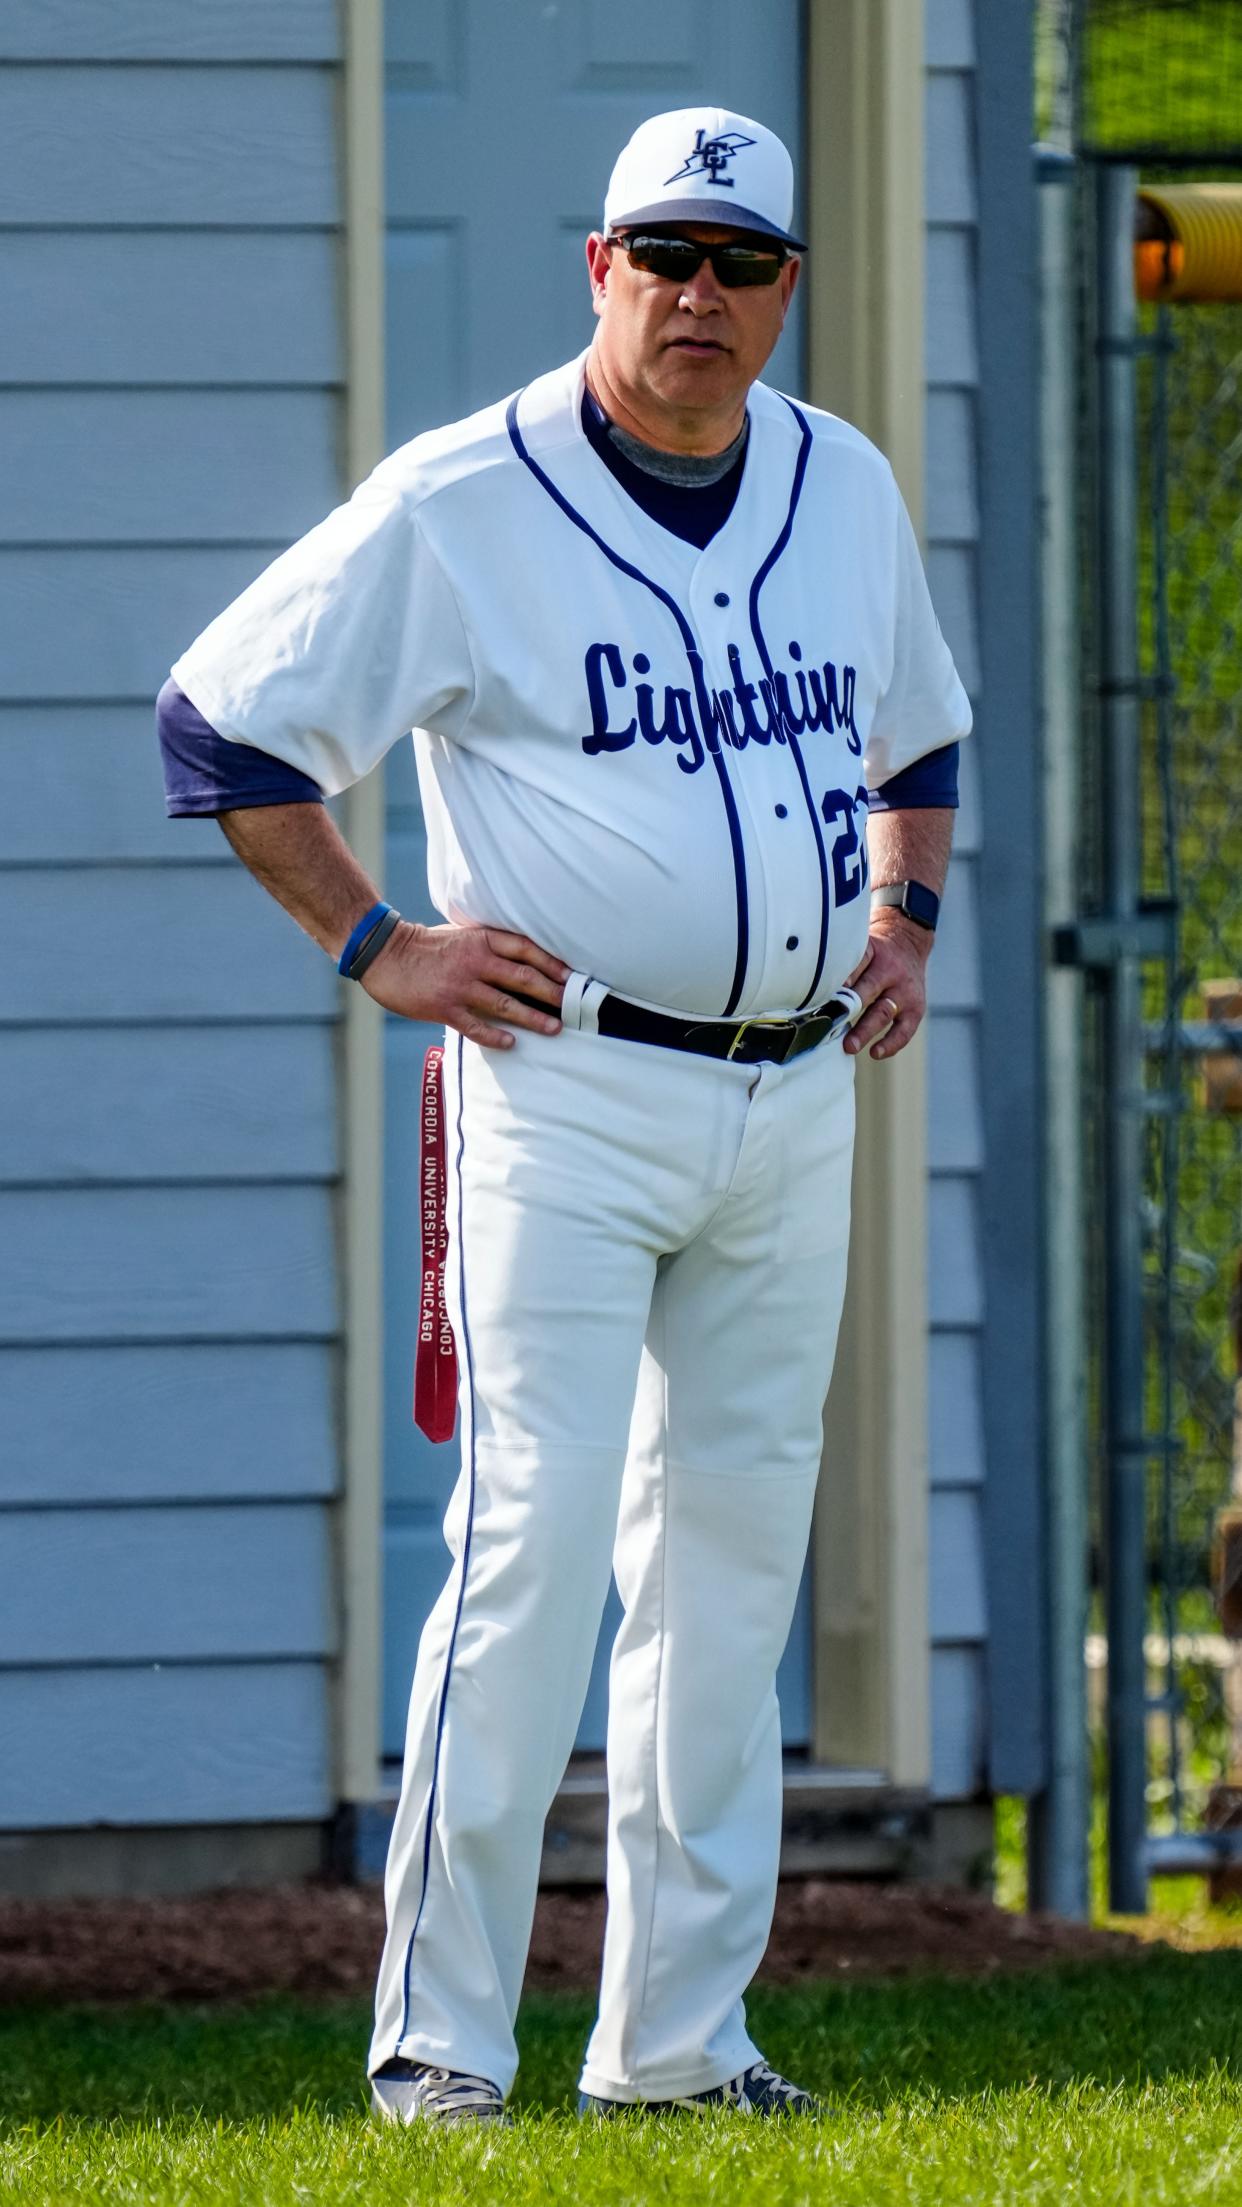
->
[0,1880,1141,2009]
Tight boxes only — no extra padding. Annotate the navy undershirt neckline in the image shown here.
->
[580,387,746,551]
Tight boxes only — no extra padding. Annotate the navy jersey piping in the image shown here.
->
[746,399,831,1011]
[399,1033,478,2051]
[505,390,750,1018]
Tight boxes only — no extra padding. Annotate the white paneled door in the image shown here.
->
[381,0,808,1758]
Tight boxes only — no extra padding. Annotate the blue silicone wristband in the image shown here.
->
[337,901,392,976]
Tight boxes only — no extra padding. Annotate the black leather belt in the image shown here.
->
[512,988,856,1066]
[596,992,856,1065]
[516,988,857,1064]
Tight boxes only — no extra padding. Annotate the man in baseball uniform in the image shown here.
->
[158,108,970,2123]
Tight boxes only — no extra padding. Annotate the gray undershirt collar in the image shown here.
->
[605,415,749,486]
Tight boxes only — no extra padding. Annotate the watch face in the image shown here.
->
[872,882,937,928]
[904,882,939,930]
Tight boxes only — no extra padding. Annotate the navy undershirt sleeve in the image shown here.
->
[870,742,960,811]
[157,677,324,817]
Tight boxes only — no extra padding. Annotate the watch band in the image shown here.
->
[871,880,940,932]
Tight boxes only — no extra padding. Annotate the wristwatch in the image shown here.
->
[871,880,940,933]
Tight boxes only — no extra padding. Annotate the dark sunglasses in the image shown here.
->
[610,231,789,288]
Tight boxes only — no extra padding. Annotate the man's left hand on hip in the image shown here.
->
[844,908,933,1060]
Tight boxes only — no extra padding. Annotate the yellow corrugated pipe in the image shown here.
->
[1136,184,1242,304]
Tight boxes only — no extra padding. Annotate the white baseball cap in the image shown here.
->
[604,107,807,252]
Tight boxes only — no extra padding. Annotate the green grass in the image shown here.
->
[4,1965,1242,2204]
[996,1787,1242,1952]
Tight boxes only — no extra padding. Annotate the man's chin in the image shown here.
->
[651,351,740,402]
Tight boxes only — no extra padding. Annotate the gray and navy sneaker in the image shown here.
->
[580,2059,822,2119]
[370,2057,509,2126]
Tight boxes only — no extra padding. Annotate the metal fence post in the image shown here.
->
[1094,160,1150,1916]
[1034,143,1091,1920]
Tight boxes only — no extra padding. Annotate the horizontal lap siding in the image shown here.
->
[0,707,231,860]
[1,1028,337,1183]
[0,70,339,226]
[1,33,346,1831]
[0,547,293,701]
[0,2,340,62]
[0,1345,337,1506]
[0,1666,331,1827]
[0,868,339,1022]
[1,1505,334,1666]
[0,1187,339,1343]
[0,392,341,542]
[0,234,342,386]
[925,0,987,1801]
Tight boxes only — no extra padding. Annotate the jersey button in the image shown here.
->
[774,803,788,819]
[714,591,730,607]
[786,935,799,951]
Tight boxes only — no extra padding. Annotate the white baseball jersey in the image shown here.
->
[173,351,970,1021]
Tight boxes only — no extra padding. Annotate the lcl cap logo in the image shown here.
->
[664,126,756,190]
[603,107,807,252]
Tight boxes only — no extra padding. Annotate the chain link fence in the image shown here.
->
[1039,0,1242,1884]
[1137,291,1242,1839]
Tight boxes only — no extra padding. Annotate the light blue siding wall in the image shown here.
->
[924,0,989,1802]
[0,0,1024,1839]
[0,1,346,1830]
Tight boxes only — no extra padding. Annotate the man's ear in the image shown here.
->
[585,232,612,313]
[779,254,802,324]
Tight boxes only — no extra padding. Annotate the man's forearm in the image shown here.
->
[866,805,955,900]
[217,800,569,1047]
[217,801,379,963]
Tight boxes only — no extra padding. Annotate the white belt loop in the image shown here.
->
[577,978,609,1035]
[559,970,599,1033]
[559,970,590,1032]
[828,987,862,1042]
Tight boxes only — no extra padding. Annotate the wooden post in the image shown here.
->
[805,0,930,1785]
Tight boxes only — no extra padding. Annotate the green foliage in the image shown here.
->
[995,1740,1242,1939]
[3,1969,1242,2205]
[1079,0,1242,157]
[993,1796,1030,1914]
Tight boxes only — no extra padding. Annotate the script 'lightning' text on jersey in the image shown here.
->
[583,638,862,776]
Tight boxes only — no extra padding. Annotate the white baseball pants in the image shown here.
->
[369,1005,854,2102]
